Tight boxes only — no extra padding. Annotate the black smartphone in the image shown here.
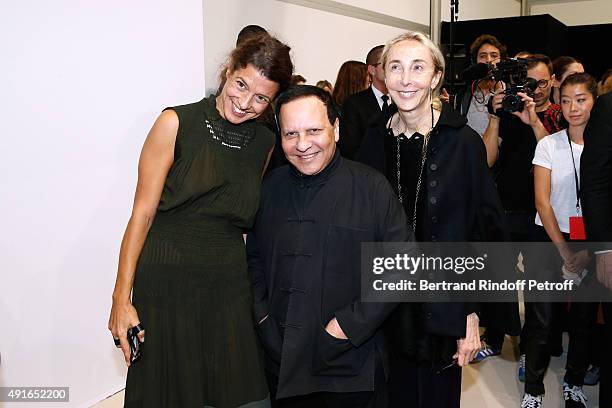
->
[127,323,144,364]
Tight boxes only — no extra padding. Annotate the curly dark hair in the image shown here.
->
[469,34,507,62]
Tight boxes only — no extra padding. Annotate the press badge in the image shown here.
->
[569,216,586,240]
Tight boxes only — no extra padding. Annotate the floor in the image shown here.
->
[94,334,600,407]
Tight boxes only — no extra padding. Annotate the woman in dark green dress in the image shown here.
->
[108,35,293,407]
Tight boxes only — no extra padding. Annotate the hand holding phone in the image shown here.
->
[127,323,145,364]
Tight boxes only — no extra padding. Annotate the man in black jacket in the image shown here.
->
[580,92,612,408]
[338,45,390,159]
[247,85,410,407]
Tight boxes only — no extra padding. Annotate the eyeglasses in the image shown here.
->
[535,79,550,88]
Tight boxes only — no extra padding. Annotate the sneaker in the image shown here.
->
[518,354,526,382]
[471,341,502,363]
[521,393,542,408]
[583,365,600,386]
[563,382,588,408]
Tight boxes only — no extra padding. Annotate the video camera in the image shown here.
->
[460,58,538,112]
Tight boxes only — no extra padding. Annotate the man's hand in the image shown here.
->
[489,92,504,115]
[453,312,481,366]
[512,92,540,126]
[510,92,548,140]
[325,317,348,340]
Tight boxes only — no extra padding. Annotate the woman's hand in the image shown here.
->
[108,300,144,366]
[454,312,481,366]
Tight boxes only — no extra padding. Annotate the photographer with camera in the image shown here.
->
[484,54,562,168]
[483,54,562,406]
[454,34,506,137]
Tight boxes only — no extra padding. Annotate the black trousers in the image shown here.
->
[522,300,597,395]
[522,226,598,396]
[387,354,461,408]
[481,211,538,352]
[483,303,564,356]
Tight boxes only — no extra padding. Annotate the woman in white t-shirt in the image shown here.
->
[534,73,597,275]
[524,73,598,408]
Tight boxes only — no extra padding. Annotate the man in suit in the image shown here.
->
[338,45,390,159]
[580,92,612,407]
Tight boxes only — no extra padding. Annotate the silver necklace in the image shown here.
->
[392,105,435,231]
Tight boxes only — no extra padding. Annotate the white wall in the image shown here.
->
[203,0,413,93]
[531,0,612,26]
[334,0,431,25]
[0,1,204,407]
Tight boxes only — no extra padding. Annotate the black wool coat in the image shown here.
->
[357,103,519,342]
[582,92,612,244]
[247,153,410,398]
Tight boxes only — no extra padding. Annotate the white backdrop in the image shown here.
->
[0,0,204,406]
[202,0,425,94]
[2,0,608,407]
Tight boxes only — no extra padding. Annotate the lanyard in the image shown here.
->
[566,131,581,213]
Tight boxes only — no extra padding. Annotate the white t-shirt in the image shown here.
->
[532,129,583,233]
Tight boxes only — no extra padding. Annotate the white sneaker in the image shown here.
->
[521,393,542,408]
[563,382,588,408]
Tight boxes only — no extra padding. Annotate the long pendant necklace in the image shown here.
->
[394,104,435,231]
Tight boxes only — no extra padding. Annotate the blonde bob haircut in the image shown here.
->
[381,31,445,108]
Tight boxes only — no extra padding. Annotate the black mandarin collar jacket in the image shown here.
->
[247,152,410,398]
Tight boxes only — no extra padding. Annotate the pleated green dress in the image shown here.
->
[124,96,273,408]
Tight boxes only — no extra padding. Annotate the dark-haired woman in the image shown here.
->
[108,35,293,407]
[523,73,598,408]
[551,56,584,105]
[332,60,369,108]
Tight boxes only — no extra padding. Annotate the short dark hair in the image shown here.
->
[291,74,307,85]
[552,56,582,80]
[560,72,598,99]
[236,25,268,46]
[366,45,384,66]
[228,35,294,94]
[526,53,553,76]
[275,85,340,128]
[469,34,507,62]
